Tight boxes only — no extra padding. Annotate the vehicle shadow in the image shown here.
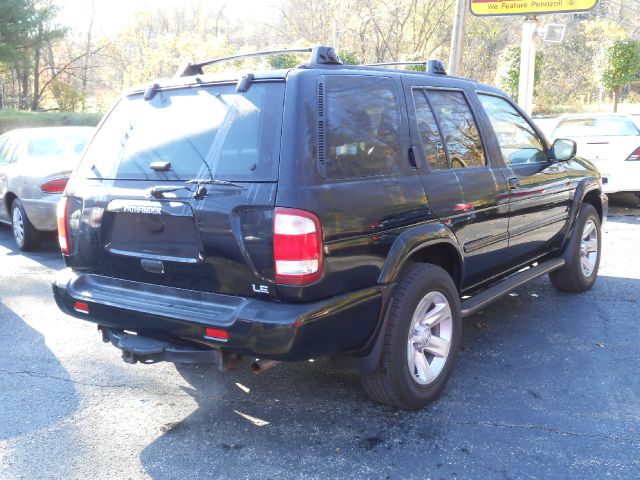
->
[0,301,79,438]
[0,224,64,271]
[139,274,640,479]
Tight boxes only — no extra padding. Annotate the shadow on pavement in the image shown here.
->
[139,275,640,479]
[0,301,79,441]
[0,224,63,271]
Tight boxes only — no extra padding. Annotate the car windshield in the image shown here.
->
[26,132,92,160]
[76,81,285,182]
[553,116,640,138]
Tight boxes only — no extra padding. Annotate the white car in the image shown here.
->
[0,127,94,250]
[549,114,640,195]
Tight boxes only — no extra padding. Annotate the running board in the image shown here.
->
[461,258,565,318]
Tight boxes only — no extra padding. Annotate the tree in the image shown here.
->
[495,45,543,101]
[267,54,300,69]
[337,50,359,65]
[0,0,66,110]
[599,39,640,112]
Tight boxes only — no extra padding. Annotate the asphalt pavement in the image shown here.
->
[1,198,639,479]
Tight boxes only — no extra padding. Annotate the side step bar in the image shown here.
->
[461,258,565,318]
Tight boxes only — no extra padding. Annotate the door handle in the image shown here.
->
[507,177,519,189]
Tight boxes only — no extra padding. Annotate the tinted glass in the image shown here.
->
[325,75,401,179]
[479,94,546,165]
[412,89,448,170]
[427,90,485,169]
[77,82,285,181]
[552,116,640,138]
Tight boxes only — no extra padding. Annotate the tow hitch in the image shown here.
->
[99,326,240,370]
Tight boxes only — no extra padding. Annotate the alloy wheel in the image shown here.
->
[580,219,598,277]
[12,205,25,247]
[407,291,453,385]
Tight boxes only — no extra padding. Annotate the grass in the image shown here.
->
[535,102,640,117]
[0,109,103,134]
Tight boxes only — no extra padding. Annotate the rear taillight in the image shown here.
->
[57,197,70,255]
[626,146,640,161]
[74,301,89,314]
[273,207,323,285]
[40,177,69,193]
[204,327,229,342]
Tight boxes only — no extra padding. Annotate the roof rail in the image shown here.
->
[174,45,343,77]
[364,59,447,75]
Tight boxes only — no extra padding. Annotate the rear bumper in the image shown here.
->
[52,269,383,361]
[22,195,60,231]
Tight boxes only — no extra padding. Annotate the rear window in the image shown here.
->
[77,82,285,181]
[27,134,91,159]
[553,117,640,138]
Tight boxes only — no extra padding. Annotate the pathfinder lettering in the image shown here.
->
[123,206,162,214]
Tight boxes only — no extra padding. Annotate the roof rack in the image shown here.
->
[175,46,342,77]
[364,60,447,75]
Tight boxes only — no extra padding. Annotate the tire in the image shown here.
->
[549,203,601,293]
[361,263,462,410]
[11,199,41,252]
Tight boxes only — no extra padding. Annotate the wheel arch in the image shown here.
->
[559,179,605,257]
[377,222,464,291]
[332,225,464,375]
[4,191,17,217]
[582,188,604,222]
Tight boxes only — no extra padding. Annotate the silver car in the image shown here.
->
[0,127,95,251]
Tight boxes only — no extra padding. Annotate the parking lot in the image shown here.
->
[0,198,639,479]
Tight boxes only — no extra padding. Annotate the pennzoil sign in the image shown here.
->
[470,0,599,16]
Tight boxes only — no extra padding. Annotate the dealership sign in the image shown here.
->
[470,0,599,16]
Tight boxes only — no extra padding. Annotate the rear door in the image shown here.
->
[476,93,571,265]
[403,80,511,289]
[67,80,286,299]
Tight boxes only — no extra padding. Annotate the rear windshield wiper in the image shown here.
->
[148,178,241,199]
[185,178,241,187]
[187,179,242,199]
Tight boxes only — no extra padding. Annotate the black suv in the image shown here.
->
[52,46,607,409]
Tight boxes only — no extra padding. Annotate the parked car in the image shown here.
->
[549,114,640,195]
[52,46,606,410]
[0,127,94,251]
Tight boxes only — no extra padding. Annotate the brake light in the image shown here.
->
[74,301,89,314]
[40,177,69,193]
[626,146,640,161]
[57,197,70,255]
[273,207,323,285]
[204,327,229,341]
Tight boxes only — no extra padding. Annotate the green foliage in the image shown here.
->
[0,110,102,134]
[337,50,359,66]
[600,40,640,90]
[405,64,426,72]
[48,79,87,112]
[496,46,543,99]
[266,54,300,69]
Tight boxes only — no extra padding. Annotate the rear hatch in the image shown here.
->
[66,80,285,299]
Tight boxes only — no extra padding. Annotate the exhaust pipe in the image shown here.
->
[250,359,280,374]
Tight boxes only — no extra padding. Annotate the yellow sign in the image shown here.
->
[470,0,599,16]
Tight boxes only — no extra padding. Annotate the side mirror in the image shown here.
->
[550,138,576,162]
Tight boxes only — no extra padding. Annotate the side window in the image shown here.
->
[478,94,547,165]
[412,89,448,170]
[427,90,485,169]
[0,138,13,166]
[324,75,401,179]
[8,141,20,164]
